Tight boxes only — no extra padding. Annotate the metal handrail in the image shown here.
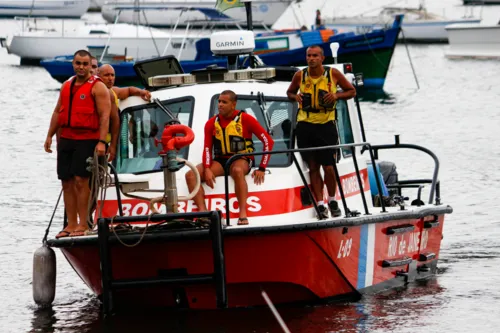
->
[223,142,387,226]
[369,135,440,205]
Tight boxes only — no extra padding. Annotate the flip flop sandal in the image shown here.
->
[55,230,71,239]
[237,218,249,226]
[70,229,88,237]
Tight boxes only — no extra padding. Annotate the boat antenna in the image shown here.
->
[28,0,36,18]
[242,1,256,68]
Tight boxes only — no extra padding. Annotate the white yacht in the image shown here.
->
[0,0,90,18]
[100,0,293,28]
[323,5,481,43]
[445,21,500,59]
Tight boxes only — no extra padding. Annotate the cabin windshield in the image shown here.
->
[210,94,296,167]
[116,96,194,174]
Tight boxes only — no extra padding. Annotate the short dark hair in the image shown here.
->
[306,45,324,56]
[90,56,97,61]
[73,49,92,59]
[220,90,237,102]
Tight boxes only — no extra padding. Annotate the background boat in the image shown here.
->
[445,21,500,59]
[100,0,293,28]
[41,15,402,89]
[0,0,90,18]
[88,0,103,12]
[463,0,500,4]
[2,20,210,65]
[323,2,481,43]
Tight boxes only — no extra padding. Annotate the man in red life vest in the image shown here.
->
[287,45,356,219]
[44,49,111,238]
[185,90,274,225]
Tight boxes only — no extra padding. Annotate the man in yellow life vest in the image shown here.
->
[286,45,356,219]
[98,64,152,161]
[185,90,274,225]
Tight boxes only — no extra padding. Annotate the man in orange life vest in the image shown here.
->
[44,49,111,238]
[286,45,356,219]
[185,90,274,225]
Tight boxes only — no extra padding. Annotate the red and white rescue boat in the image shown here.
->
[46,31,452,314]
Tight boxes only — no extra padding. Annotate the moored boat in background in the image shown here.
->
[100,0,293,28]
[40,15,403,89]
[0,0,90,18]
[445,21,500,59]
[323,4,481,43]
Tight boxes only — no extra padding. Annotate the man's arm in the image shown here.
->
[286,71,302,103]
[202,119,215,169]
[44,91,62,153]
[112,86,152,101]
[244,114,274,185]
[202,118,217,188]
[245,114,274,169]
[332,68,356,100]
[94,82,111,155]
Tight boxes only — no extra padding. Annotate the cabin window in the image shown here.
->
[336,99,355,157]
[210,94,296,167]
[117,96,195,174]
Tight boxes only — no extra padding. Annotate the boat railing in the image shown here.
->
[96,210,227,314]
[223,140,441,226]
[370,135,441,205]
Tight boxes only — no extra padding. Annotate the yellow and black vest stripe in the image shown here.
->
[213,111,255,156]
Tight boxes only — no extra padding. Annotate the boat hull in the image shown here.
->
[0,0,90,18]
[326,19,481,43]
[41,22,400,89]
[445,23,500,59]
[56,212,447,309]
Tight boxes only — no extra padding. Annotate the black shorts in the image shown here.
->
[296,121,339,166]
[57,138,99,180]
[213,156,253,174]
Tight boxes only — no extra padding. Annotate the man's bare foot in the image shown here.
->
[70,226,89,237]
[237,217,249,226]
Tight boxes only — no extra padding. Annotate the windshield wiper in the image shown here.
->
[257,92,273,135]
[153,98,180,125]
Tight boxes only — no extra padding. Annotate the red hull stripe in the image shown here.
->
[100,169,369,219]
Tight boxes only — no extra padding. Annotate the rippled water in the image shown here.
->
[2,1,500,332]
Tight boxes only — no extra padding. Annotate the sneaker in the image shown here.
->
[328,200,342,217]
[317,205,329,219]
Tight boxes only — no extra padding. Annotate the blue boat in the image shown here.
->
[40,15,402,89]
